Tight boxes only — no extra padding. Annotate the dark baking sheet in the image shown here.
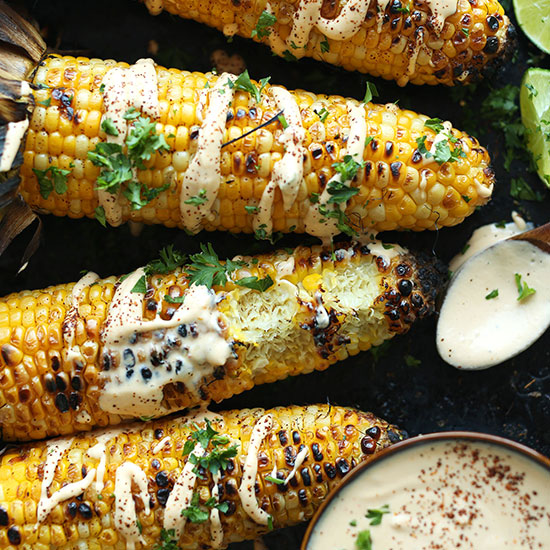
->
[2,1,550,547]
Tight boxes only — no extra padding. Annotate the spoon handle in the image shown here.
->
[510,221,550,253]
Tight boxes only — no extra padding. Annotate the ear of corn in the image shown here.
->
[15,55,495,236]
[143,0,513,87]
[0,403,404,549]
[0,242,441,441]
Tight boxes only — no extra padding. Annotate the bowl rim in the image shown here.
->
[301,430,550,549]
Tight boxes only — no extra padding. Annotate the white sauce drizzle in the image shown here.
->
[304,101,366,240]
[284,446,309,484]
[179,74,237,233]
[152,435,171,454]
[253,87,305,235]
[36,438,74,524]
[314,291,330,329]
[63,272,99,363]
[163,443,205,538]
[99,271,232,417]
[99,59,159,226]
[238,414,274,525]
[0,119,29,172]
[209,471,224,548]
[114,462,151,550]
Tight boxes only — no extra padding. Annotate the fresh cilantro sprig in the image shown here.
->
[251,10,277,39]
[181,492,229,523]
[187,243,246,288]
[424,118,445,133]
[183,419,238,477]
[184,189,208,206]
[234,71,270,103]
[145,245,187,276]
[515,274,536,301]
[123,181,170,210]
[235,275,274,292]
[33,166,72,199]
[332,155,366,183]
[362,81,379,104]
[485,289,499,300]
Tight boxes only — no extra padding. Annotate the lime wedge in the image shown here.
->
[520,68,550,187]
[513,0,550,54]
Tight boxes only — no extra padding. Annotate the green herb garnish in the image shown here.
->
[251,10,277,39]
[184,189,208,206]
[320,37,330,53]
[362,81,379,104]
[101,117,119,137]
[234,71,270,103]
[315,108,329,123]
[187,243,245,288]
[355,529,372,550]
[33,166,71,199]
[510,178,544,201]
[424,118,445,133]
[515,274,536,301]
[235,275,274,292]
[404,354,421,367]
[366,504,390,525]
[95,205,107,227]
[153,528,179,550]
[265,475,285,485]
[485,289,499,300]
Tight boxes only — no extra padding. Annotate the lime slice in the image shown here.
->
[520,68,550,187]
[513,0,550,54]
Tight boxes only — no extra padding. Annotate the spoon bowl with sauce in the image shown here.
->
[302,432,550,550]
[436,220,550,370]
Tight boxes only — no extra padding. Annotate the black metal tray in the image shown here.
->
[2,1,550,547]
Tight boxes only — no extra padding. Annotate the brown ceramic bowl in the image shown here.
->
[301,431,550,549]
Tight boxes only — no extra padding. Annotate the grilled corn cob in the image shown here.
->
[0,4,494,241]
[11,55,494,239]
[0,403,405,549]
[0,241,441,441]
[142,0,514,87]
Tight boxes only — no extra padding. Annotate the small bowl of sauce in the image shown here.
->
[302,432,550,549]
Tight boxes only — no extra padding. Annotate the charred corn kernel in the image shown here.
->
[145,0,513,86]
[0,242,440,441]
[15,56,495,235]
[0,404,404,550]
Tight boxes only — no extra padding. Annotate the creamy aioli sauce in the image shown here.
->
[0,119,29,172]
[99,271,232,416]
[36,438,74,523]
[209,471,224,548]
[314,291,330,329]
[179,74,237,232]
[99,59,159,226]
[304,101,366,240]
[283,446,309,484]
[114,462,151,550]
[238,414,274,525]
[307,439,550,549]
[253,87,305,235]
[438,238,550,369]
[63,272,99,363]
[152,435,171,454]
[449,216,532,273]
[163,442,206,538]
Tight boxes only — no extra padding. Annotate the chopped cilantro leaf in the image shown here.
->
[315,107,329,123]
[362,81,379,104]
[282,50,298,62]
[366,504,390,525]
[235,275,274,292]
[187,243,245,288]
[184,189,208,206]
[251,10,277,39]
[145,245,187,276]
[424,118,445,133]
[349,519,357,526]
[309,192,320,204]
[278,114,289,129]
[494,220,507,228]
[164,295,185,304]
[154,528,179,550]
[234,71,270,103]
[265,475,285,485]
[433,139,465,164]
[245,205,259,214]
[267,515,274,531]
[416,135,430,156]
[126,115,170,169]
[37,98,51,107]
[99,83,105,94]
[355,529,372,550]
[461,243,470,255]
[123,181,170,210]
[320,37,330,53]
[181,493,210,523]
[33,166,71,199]
[95,205,107,227]
[485,289,499,300]
[515,274,536,301]
[131,275,147,294]
[123,107,140,121]
[101,117,119,137]
[462,195,471,203]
